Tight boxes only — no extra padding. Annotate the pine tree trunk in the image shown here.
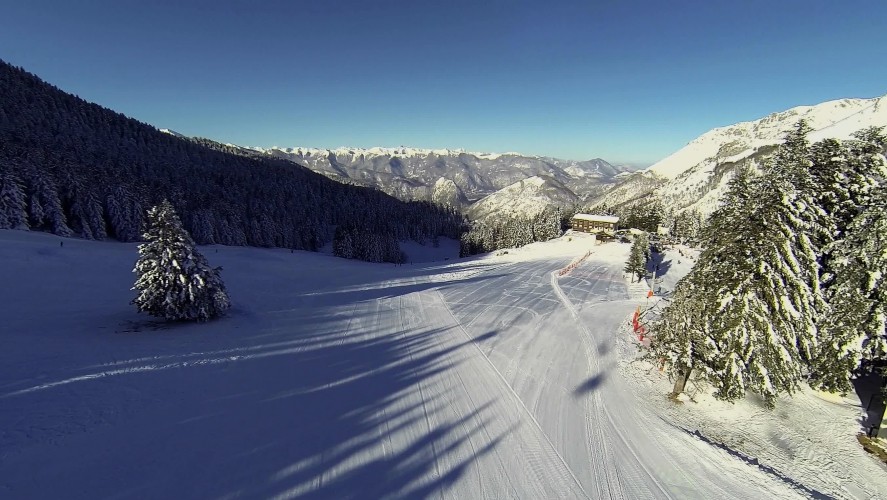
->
[671,366,692,397]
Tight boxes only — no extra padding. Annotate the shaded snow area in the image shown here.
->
[399,237,460,263]
[1,230,884,499]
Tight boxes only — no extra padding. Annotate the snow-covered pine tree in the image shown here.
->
[64,180,107,241]
[674,209,704,245]
[644,200,665,234]
[25,170,72,236]
[513,217,533,247]
[809,138,852,237]
[105,186,144,242]
[132,200,230,322]
[809,130,884,292]
[842,126,887,222]
[810,138,887,393]
[705,122,826,406]
[649,268,717,397]
[653,121,830,408]
[333,225,356,259]
[621,203,663,233]
[624,234,647,282]
[189,209,216,245]
[639,232,652,261]
[0,171,29,230]
[811,200,887,393]
[652,168,758,400]
[532,207,561,242]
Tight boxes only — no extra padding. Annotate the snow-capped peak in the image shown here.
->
[248,145,523,160]
[648,93,887,180]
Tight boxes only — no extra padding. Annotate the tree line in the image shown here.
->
[459,206,564,257]
[584,199,704,244]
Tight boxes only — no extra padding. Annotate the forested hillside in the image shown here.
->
[0,61,463,260]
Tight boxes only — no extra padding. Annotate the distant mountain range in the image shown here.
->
[591,93,887,215]
[246,145,639,219]
[245,94,887,224]
[162,91,887,226]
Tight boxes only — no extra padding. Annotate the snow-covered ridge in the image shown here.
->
[466,175,578,220]
[591,92,887,219]
[649,94,887,180]
[159,128,186,138]
[250,145,524,161]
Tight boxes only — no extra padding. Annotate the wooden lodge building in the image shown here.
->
[570,214,619,237]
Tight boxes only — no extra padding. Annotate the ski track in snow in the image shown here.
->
[1,231,882,498]
[551,268,669,500]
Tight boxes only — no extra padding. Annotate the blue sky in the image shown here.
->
[1,0,885,164]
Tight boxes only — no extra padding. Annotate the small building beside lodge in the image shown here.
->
[570,214,619,237]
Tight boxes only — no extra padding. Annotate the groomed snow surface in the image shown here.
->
[1,230,884,499]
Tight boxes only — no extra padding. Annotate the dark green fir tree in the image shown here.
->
[624,233,648,282]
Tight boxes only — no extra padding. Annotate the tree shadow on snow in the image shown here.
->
[670,424,835,499]
[647,251,672,278]
[472,330,498,343]
[1,302,511,499]
[573,372,608,397]
[597,339,610,356]
[302,272,508,305]
[853,369,886,434]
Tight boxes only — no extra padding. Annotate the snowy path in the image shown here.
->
[439,250,809,499]
[555,261,808,499]
[1,231,881,498]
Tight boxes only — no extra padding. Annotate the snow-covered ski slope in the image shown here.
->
[1,230,884,499]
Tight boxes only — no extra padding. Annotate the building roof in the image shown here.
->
[572,214,619,224]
